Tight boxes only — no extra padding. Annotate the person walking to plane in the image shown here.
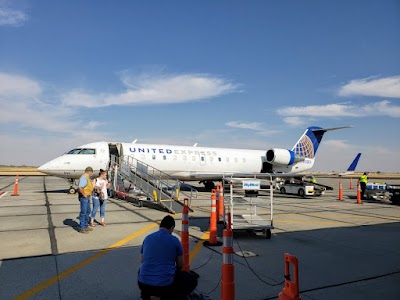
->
[77,166,95,234]
[358,172,369,200]
[90,169,110,227]
[138,215,198,300]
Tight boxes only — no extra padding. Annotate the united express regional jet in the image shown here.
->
[38,126,348,190]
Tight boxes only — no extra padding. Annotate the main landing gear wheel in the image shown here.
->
[204,181,215,191]
[68,187,76,194]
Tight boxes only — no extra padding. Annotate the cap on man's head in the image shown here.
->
[85,166,94,172]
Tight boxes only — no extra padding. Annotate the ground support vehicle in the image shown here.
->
[276,177,328,197]
[223,173,274,239]
[386,184,400,205]
[365,183,400,205]
[365,182,391,201]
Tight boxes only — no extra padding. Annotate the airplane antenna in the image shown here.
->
[193,143,198,147]
[132,139,138,143]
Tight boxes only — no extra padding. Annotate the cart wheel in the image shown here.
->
[280,187,286,194]
[298,188,305,197]
[265,229,272,239]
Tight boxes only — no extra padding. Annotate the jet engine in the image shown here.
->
[266,148,305,166]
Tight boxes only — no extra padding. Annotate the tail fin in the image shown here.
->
[347,153,361,172]
[292,126,351,159]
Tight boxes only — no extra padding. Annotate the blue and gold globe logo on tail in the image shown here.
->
[292,126,324,159]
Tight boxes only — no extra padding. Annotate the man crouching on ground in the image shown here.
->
[77,166,94,234]
[138,215,197,299]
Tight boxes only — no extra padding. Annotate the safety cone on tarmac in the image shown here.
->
[349,177,353,189]
[278,253,301,300]
[181,198,190,272]
[221,212,235,300]
[338,180,343,201]
[204,189,222,246]
[12,175,19,196]
[357,183,362,204]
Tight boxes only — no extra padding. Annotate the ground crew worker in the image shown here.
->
[358,172,369,200]
[77,166,94,233]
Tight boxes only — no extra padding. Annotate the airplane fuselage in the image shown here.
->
[38,141,315,181]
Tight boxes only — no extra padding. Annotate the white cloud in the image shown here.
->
[62,73,238,108]
[0,72,41,97]
[282,116,307,126]
[277,101,400,119]
[0,73,84,134]
[0,6,28,27]
[225,121,264,131]
[339,76,400,98]
[225,121,279,136]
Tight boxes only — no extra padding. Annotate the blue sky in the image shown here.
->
[0,0,399,172]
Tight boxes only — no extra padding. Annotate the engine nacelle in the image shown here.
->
[266,148,305,166]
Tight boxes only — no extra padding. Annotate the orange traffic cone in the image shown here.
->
[12,175,19,196]
[338,180,343,201]
[278,253,301,300]
[221,212,235,300]
[356,183,362,204]
[204,189,222,246]
[349,178,353,189]
[181,198,190,272]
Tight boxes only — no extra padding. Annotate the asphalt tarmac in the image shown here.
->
[0,175,399,300]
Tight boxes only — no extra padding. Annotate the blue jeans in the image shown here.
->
[78,196,91,230]
[91,197,107,220]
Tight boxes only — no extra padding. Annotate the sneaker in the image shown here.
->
[85,227,93,231]
[78,229,89,234]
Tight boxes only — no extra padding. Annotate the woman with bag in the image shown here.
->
[90,169,110,227]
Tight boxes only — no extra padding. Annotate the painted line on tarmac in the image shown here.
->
[14,223,158,300]
[190,230,209,264]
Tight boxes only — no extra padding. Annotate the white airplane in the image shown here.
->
[38,126,348,191]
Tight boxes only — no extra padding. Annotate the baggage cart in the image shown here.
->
[223,173,274,239]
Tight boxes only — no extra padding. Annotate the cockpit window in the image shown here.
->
[79,149,96,154]
[67,148,96,155]
[67,148,81,154]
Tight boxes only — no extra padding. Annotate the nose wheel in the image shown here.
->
[68,179,77,194]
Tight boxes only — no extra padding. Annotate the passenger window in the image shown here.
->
[163,155,166,160]
[201,157,205,161]
[218,157,222,162]
[152,155,156,160]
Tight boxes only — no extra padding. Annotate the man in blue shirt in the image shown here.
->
[138,215,197,299]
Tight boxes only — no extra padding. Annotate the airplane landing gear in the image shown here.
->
[68,179,77,194]
[201,181,215,191]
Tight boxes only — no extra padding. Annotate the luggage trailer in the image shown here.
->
[223,173,274,239]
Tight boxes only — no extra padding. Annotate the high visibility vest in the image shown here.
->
[359,175,368,183]
[81,174,94,196]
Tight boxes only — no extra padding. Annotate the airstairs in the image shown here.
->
[108,155,197,214]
